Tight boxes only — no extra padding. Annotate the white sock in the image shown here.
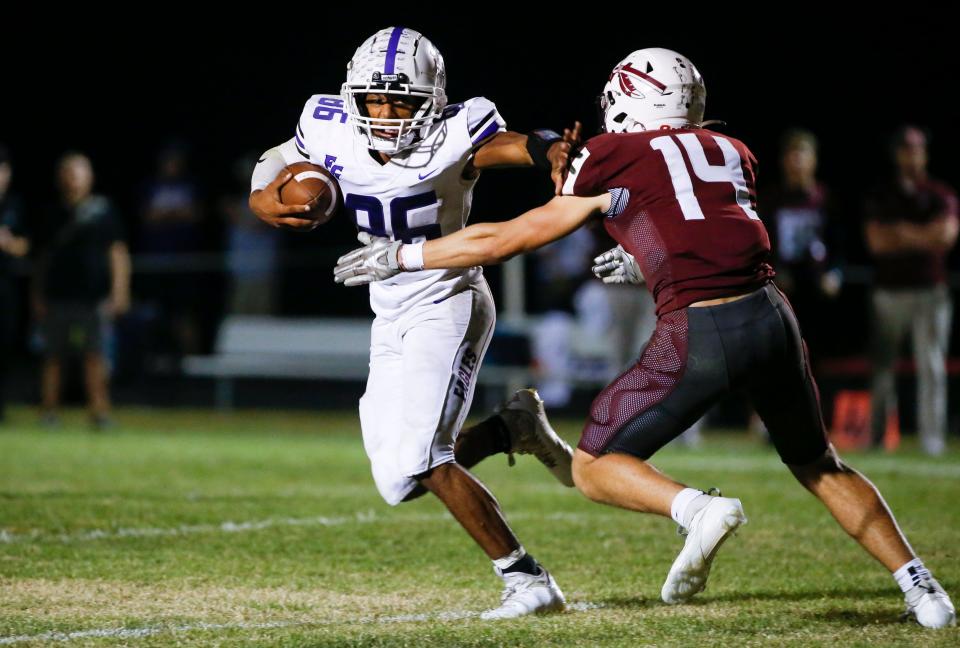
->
[492,546,526,571]
[894,558,931,593]
[671,488,711,527]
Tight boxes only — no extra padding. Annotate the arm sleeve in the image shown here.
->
[250,138,301,193]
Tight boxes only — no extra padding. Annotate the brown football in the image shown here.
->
[278,162,343,228]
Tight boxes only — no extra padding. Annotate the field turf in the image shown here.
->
[1,407,958,646]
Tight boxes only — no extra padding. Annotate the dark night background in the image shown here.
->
[1,14,957,394]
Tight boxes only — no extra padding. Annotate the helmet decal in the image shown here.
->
[383,26,404,75]
[616,62,669,98]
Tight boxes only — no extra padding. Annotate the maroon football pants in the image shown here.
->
[580,283,829,465]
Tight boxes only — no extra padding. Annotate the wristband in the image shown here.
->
[399,242,425,271]
[525,129,563,170]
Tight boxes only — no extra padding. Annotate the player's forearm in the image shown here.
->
[421,195,607,269]
[470,132,533,169]
[422,223,518,268]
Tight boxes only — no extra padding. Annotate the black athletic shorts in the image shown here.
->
[580,283,829,465]
[41,301,107,356]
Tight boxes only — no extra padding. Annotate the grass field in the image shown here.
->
[1,406,958,647]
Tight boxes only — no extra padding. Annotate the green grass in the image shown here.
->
[1,406,958,647]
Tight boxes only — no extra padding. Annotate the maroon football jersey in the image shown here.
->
[563,128,775,315]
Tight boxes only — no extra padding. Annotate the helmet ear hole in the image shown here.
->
[613,113,628,124]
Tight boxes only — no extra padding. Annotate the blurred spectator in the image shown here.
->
[865,126,958,455]
[605,283,655,373]
[222,155,279,314]
[0,145,30,423]
[33,152,131,428]
[531,227,604,407]
[760,129,843,359]
[138,144,204,354]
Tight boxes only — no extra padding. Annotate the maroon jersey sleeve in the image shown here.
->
[561,135,620,198]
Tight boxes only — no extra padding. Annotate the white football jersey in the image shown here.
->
[291,93,506,319]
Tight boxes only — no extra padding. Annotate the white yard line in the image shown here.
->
[0,510,433,544]
[0,621,297,646]
[0,602,602,645]
[2,455,955,545]
[0,511,606,545]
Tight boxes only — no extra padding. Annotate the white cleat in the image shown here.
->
[661,496,747,604]
[481,567,566,620]
[903,578,956,628]
[499,388,574,487]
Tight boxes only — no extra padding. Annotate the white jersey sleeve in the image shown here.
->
[462,97,506,148]
[295,94,354,174]
[250,138,303,192]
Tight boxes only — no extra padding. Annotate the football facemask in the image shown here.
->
[342,27,447,154]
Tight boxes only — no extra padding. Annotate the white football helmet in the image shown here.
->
[599,48,706,133]
[341,27,447,153]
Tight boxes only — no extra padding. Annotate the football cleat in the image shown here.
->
[481,566,566,620]
[661,496,747,604]
[903,577,956,629]
[498,389,574,487]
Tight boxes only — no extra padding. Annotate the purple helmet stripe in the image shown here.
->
[472,121,501,144]
[384,26,404,75]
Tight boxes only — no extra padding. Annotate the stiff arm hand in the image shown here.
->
[333,233,404,286]
[591,244,645,285]
[550,121,582,194]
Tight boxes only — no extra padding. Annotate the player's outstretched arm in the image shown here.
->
[422,193,606,268]
[333,194,610,286]
[470,122,582,194]
[248,139,315,230]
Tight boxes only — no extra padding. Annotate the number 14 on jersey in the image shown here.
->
[651,133,759,222]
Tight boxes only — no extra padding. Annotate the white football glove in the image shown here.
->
[333,232,403,287]
[591,244,645,285]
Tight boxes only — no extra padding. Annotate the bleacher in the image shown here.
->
[183,315,613,410]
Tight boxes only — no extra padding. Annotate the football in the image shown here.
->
[279,162,343,228]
